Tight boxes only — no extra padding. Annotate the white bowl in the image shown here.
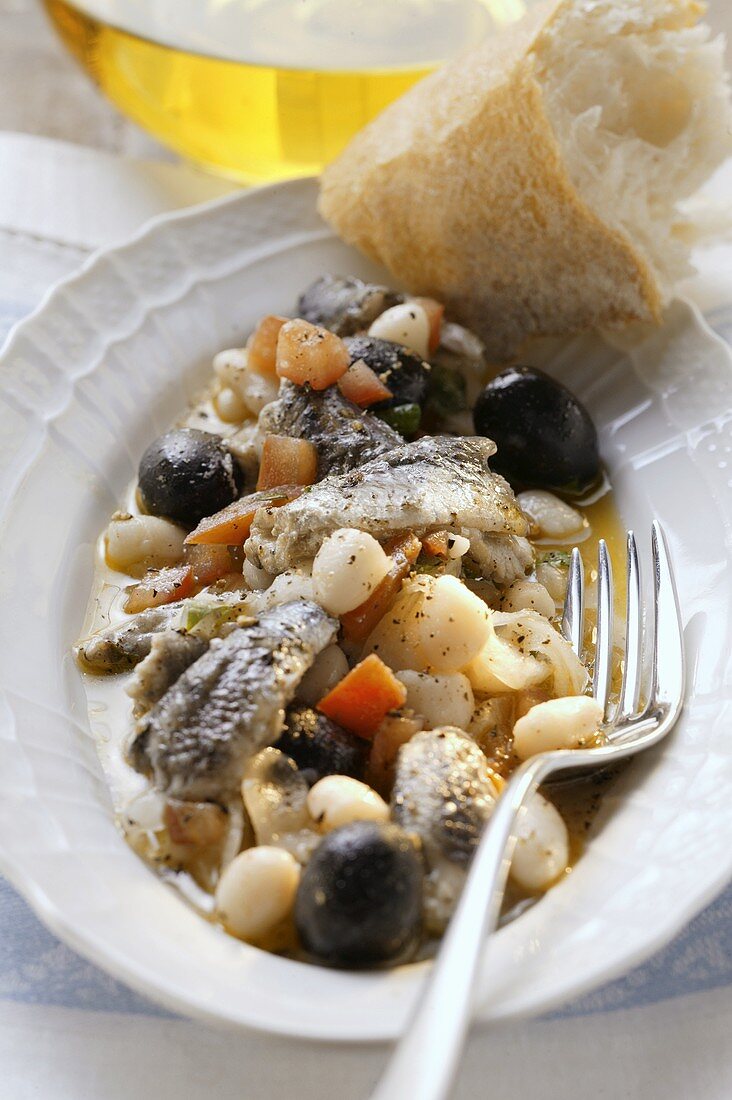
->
[0,177,731,1040]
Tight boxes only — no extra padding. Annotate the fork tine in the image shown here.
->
[648,521,685,718]
[561,547,584,657]
[593,539,614,715]
[618,531,642,721]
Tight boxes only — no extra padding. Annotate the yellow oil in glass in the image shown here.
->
[43,0,527,182]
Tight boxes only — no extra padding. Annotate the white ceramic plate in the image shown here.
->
[0,177,731,1041]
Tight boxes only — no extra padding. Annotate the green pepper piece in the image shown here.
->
[376,402,422,437]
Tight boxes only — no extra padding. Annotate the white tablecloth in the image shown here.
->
[1,131,732,1100]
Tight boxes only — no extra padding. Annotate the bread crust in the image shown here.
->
[319,0,667,360]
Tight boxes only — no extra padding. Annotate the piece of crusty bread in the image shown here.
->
[319,0,731,360]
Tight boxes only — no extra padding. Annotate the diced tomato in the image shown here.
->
[414,297,444,353]
[337,359,393,407]
[340,532,422,642]
[276,319,350,390]
[247,315,288,377]
[340,563,406,643]
[257,434,318,491]
[317,654,407,740]
[368,713,422,794]
[183,542,235,588]
[422,530,450,557]
[185,485,304,546]
[123,565,194,614]
[383,531,422,564]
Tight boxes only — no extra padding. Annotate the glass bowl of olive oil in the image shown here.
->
[42,0,528,182]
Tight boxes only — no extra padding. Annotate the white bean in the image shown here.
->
[364,576,433,671]
[213,347,279,414]
[312,528,391,616]
[396,669,474,730]
[215,846,300,943]
[517,490,584,540]
[297,644,349,706]
[307,776,389,832]
[417,574,493,672]
[235,368,280,416]
[105,514,185,575]
[122,790,166,839]
[368,303,430,360]
[263,567,316,609]
[509,794,570,891]
[512,695,604,760]
[213,347,248,385]
[243,558,273,592]
[446,533,471,560]
[536,561,566,603]
[214,385,248,423]
[500,579,556,619]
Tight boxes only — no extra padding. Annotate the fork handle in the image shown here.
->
[369,756,551,1100]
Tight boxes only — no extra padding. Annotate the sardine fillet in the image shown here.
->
[392,727,498,933]
[247,436,528,574]
[465,531,534,585]
[126,630,207,720]
[75,602,191,673]
[258,381,401,479]
[132,600,338,802]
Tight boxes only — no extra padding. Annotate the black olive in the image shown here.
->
[295,821,423,968]
[138,428,242,527]
[274,706,368,785]
[344,335,431,409]
[473,367,600,490]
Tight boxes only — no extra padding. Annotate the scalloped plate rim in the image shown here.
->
[0,176,730,1040]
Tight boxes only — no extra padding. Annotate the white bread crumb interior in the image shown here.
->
[540,0,730,293]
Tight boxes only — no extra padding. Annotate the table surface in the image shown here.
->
[1,3,732,1099]
[0,0,167,158]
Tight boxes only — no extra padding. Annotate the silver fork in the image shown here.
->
[370,522,685,1100]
